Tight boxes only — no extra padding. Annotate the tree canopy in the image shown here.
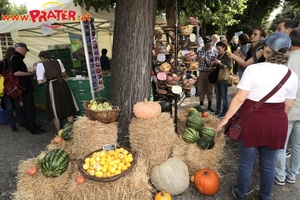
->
[0,0,27,17]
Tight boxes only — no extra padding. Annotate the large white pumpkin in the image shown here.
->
[150,157,189,195]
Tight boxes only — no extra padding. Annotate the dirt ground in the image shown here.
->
[1,84,300,199]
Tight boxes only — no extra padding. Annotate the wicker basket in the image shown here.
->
[83,97,121,123]
[180,28,193,35]
[76,147,137,182]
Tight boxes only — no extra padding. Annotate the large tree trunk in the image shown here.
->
[111,0,157,147]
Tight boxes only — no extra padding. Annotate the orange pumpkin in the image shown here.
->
[194,168,220,196]
[154,191,172,200]
[133,98,161,119]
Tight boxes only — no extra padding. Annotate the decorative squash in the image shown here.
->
[133,98,161,119]
[194,168,220,196]
[150,157,189,195]
[154,191,172,200]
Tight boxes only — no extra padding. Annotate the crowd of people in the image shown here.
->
[0,44,79,134]
[194,18,300,200]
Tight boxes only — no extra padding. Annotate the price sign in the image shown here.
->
[157,72,167,80]
[157,53,166,62]
[189,33,196,42]
[103,143,116,152]
[171,85,183,94]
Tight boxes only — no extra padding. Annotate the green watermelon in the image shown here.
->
[199,126,217,138]
[188,109,200,117]
[197,136,215,150]
[41,149,69,177]
[61,122,74,141]
[63,122,74,129]
[159,101,171,112]
[186,115,205,132]
[182,128,199,143]
[194,105,206,112]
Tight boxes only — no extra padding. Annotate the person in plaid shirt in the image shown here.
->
[196,36,218,112]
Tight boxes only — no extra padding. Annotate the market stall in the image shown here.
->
[0,0,114,114]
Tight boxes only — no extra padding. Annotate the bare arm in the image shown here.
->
[217,89,249,131]
[285,99,295,114]
[37,79,47,85]
[227,50,264,68]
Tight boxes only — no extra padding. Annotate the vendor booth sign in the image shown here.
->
[1,1,91,28]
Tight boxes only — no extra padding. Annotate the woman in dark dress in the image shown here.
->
[36,51,79,132]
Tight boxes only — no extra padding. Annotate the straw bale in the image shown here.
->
[63,156,153,200]
[184,134,226,175]
[46,137,72,153]
[69,116,118,159]
[13,158,71,200]
[129,113,178,169]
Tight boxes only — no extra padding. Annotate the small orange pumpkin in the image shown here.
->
[154,191,172,200]
[133,98,161,119]
[194,168,220,196]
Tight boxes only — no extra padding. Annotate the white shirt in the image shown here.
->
[36,59,65,81]
[287,49,300,120]
[238,62,298,103]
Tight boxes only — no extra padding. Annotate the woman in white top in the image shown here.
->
[217,32,298,200]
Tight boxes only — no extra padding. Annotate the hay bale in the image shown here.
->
[172,111,226,175]
[13,158,71,200]
[63,157,153,200]
[129,113,178,169]
[46,137,72,153]
[69,116,118,159]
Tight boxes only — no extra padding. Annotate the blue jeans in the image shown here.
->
[2,94,24,127]
[236,139,276,200]
[275,120,300,181]
[214,82,228,115]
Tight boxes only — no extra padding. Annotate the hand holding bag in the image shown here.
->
[224,69,291,141]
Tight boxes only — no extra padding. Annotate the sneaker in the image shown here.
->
[208,107,215,112]
[285,176,296,184]
[274,177,285,186]
[286,150,291,158]
[232,186,246,200]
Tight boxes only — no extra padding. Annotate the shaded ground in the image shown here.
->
[1,84,300,199]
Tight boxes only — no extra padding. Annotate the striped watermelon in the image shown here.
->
[61,122,74,141]
[182,128,199,143]
[188,109,200,117]
[41,149,69,177]
[199,126,216,138]
[186,115,204,132]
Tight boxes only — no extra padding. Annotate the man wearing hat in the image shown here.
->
[11,42,45,134]
[196,36,218,112]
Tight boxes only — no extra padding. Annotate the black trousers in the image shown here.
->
[21,91,37,130]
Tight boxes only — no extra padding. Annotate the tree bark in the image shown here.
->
[165,0,176,26]
[111,0,157,147]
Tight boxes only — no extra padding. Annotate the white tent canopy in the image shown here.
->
[0,0,115,66]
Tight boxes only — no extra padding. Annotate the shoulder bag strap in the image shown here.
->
[247,69,291,114]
